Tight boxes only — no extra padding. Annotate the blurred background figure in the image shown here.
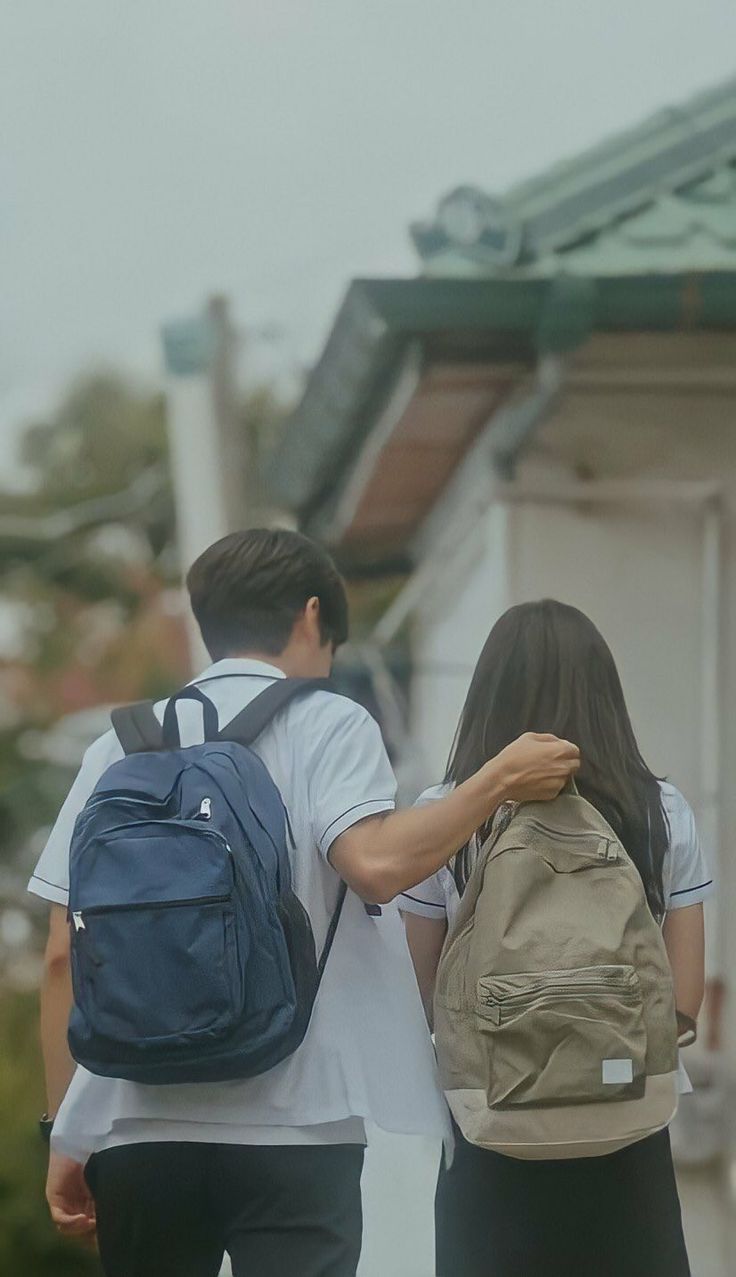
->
[2,4,736,1273]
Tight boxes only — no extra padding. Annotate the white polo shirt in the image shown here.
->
[29,659,451,1162]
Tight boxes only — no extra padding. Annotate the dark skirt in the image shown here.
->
[435,1126,690,1277]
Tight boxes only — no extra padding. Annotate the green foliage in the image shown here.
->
[0,991,101,1276]
[1,372,176,606]
[21,373,168,504]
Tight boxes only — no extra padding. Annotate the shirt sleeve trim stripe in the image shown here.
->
[320,800,395,843]
[399,892,446,910]
[29,872,67,891]
[669,879,713,898]
[28,876,69,905]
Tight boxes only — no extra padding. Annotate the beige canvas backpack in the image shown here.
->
[433,783,679,1159]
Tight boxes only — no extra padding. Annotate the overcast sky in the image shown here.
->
[2,1,735,475]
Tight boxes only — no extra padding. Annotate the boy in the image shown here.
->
[33,528,578,1277]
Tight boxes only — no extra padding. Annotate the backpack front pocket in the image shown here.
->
[73,894,243,1047]
[70,823,245,1051]
[476,965,646,1109]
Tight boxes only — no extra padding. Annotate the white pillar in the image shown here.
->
[161,309,233,671]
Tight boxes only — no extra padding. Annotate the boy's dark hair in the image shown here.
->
[186,528,349,660]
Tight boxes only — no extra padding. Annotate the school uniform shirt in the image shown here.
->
[400,779,713,1094]
[29,658,451,1163]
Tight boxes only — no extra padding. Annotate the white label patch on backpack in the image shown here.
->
[602,1058,634,1085]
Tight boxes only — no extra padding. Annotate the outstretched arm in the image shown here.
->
[330,732,579,903]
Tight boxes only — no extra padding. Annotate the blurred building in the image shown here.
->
[269,74,736,1247]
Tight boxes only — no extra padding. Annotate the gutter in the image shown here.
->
[371,356,565,647]
[490,356,565,480]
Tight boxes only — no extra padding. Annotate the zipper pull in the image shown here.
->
[479,1000,501,1025]
[598,838,618,861]
[72,911,86,932]
[197,797,212,821]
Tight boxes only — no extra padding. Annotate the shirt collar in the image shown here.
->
[190,657,287,684]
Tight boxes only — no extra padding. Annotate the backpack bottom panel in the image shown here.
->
[445,1071,679,1160]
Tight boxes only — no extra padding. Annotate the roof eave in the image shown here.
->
[266,271,736,537]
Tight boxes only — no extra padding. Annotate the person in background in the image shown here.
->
[402,600,710,1277]
[33,532,579,1277]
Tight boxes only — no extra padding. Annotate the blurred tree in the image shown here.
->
[22,373,168,502]
[0,373,185,918]
[238,384,290,521]
[1,371,175,594]
[0,365,288,1273]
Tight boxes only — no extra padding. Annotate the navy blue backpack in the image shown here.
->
[67,678,345,1085]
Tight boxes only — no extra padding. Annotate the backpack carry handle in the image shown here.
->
[162,686,220,748]
[561,776,579,797]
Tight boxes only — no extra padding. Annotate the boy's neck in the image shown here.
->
[227,649,290,675]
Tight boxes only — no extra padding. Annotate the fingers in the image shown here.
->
[526,732,580,759]
[50,1206,96,1236]
[549,738,580,761]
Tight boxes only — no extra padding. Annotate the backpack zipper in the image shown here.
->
[72,893,232,931]
[479,984,641,1025]
[478,969,639,1022]
[479,981,639,1007]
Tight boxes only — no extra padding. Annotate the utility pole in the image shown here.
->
[161,296,244,670]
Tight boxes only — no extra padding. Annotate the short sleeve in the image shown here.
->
[399,874,448,919]
[27,730,122,906]
[306,697,397,858]
[399,784,451,918]
[662,784,714,911]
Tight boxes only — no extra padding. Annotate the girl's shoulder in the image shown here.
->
[657,781,714,909]
[658,781,697,843]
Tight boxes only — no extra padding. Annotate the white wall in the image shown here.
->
[410,505,510,785]
[410,490,707,801]
[507,498,705,797]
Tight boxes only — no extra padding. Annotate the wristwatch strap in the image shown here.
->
[39,1114,54,1145]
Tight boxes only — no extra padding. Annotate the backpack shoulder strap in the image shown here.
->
[220,677,332,746]
[317,880,348,978]
[111,700,164,755]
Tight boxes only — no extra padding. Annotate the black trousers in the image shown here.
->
[435,1127,690,1277]
[85,1141,365,1277]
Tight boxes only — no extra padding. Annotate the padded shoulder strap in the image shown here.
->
[111,700,164,755]
[219,677,331,746]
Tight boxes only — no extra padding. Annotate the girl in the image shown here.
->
[401,600,711,1277]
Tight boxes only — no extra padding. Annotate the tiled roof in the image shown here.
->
[412,75,736,274]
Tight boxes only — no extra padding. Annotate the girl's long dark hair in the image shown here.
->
[446,600,669,919]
